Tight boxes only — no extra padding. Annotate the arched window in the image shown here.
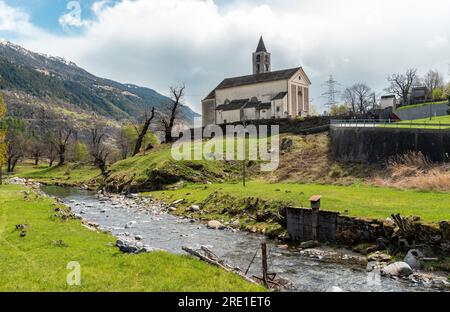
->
[265,55,269,62]
[256,55,261,62]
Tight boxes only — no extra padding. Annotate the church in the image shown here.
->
[202,37,311,126]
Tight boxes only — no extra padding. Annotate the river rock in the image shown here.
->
[231,220,240,228]
[300,240,320,249]
[207,220,223,230]
[189,205,201,212]
[404,249,423,270]
[368,251,392,262]
[135,235,143,241]
[382,262,413,277]
[125,221,137,229]
[168,207,177,212]
[171,199,184,206]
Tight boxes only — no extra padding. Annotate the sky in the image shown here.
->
[1,0,450,114]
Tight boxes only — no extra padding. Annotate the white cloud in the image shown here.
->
[0,1,42,37]
[4,0,450,112]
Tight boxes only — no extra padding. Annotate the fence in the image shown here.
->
[331,119,450,130]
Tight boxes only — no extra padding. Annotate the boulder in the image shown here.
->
[189,205,201,212]
[382,262,413,277]
[207,220,223,230]
[404,249,423,270]
[280,138,293,151]
[231,220,240,229]
[135,235,143,241]
[171,199,184,206]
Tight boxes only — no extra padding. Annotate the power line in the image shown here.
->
[321,75,340,107]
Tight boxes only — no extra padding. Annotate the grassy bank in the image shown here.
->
[0,184,263,291]
[15,163,101,186]
[396,100,448,111]
[147,182,450,224]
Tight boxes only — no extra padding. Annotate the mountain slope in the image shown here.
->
[0,41,200,125]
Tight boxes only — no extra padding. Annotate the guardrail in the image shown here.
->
[330,119,450,130]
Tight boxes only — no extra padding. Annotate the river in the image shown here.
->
[42,186,438,292]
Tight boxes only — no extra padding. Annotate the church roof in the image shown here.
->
[216,99,249,111]
[203,67,303,101]
[256,36,267,53]
[271,91,288,101]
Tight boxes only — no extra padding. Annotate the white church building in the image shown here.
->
[202,37,311,126]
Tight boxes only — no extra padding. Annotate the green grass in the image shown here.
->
[384,115,450,129]
[15,163,101,186]
[0,184,263,292]
[147,182,450,223]
[396,100,448,111]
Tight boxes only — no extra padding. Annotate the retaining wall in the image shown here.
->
[330,127,450,164]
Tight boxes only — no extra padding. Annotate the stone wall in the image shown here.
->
[395,102,449,120]
[330,127,450,164]
[286,206,449,254]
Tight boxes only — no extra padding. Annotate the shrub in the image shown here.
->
[432,88,443,101]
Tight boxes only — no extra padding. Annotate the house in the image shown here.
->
[409,87,430,104]
[380,95,397,109]
[202,37,311,126]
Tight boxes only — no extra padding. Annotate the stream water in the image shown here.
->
[42,186,437,292]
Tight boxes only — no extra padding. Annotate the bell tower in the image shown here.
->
[253,36,271,75]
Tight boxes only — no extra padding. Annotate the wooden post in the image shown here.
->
[261,242,268,287]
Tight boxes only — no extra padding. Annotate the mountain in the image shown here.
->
[0,41,200,128]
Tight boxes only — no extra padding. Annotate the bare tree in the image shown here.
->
[28,136,46,165]
[89,125,110,178]
[161,85,185,143]
[352,83,372,114]
[385,68,419,105]
[133,107,155,156]
[51,124,74,166]
[423,70,444,98]
[5,129,26,172]
[343,87,357,114]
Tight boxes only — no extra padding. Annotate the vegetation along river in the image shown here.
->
[42,186,438,292]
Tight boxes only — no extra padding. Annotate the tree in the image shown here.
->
[0,93,6,184]
[423,70,444,98]
[330,104,349,116]
[352,83,372,114]
[432,88,443,101]
[161,85,185,143]
[4,118,26,173]
[342,83,372,114]
[343,87,357,114]
[50,124,73,166]
[133,107,155,156]
[385,68,419,105]
[74,141,89,163]
[28,133,46,165]
[88,125,110,178]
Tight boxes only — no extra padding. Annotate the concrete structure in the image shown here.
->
[202,37,311,125]
[380,95,397,109]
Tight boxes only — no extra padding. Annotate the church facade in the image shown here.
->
[202,37,311,126]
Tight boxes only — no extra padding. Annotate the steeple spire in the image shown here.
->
[253,36,271,74]
[256,36,267,53]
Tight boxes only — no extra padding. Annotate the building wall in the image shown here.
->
[272,97,288,118]
[288,72,310,117]
[243,107,257,120]
[259,108,271,120]
[216,109,241,124]
[202,99,216,126]
[215,80,288,105]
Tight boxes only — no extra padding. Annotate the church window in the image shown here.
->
[265,64,269,71]
[256,64,260,73]
[276,106,281,113]
[256,55,261,62]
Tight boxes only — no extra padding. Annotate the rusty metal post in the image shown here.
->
[261,242,268,287]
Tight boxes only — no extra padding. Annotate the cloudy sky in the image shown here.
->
[1,0,450,113]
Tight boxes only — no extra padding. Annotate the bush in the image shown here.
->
[432,88,443,101]
[447,96,450,115]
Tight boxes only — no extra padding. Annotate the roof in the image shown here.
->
[216,99,272,111]
[216,99,249,111]
[203,67,310,101]
[381,95,396,99]
[271,91,288,101]
[256,36,267,53]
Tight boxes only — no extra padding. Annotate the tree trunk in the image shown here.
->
[7,158,12,173]
[133,108,155,156]
[11,158,18,172]
[34,156,39,166]
[0,165,3,185]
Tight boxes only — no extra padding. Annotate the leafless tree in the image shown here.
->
[161,85,185,143]
[423,70,444,97]
[51,124,74,166]
[28,136,46,165]
[343,83,372,114]
[6,129,26,172]
[385,68,419,105]
[133,107,155,156]
[343,87,357,114]
[89,125,110,178]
